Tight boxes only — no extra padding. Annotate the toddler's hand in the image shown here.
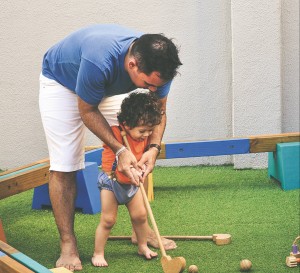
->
[129,166,143,186]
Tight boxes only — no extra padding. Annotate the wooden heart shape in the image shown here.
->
[161,255,186,273]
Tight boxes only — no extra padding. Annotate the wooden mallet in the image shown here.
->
[108,234,231,246]
[286,236,300,267]
[164,234,231,246]
[161,234,231,245]
[140,183,186,273]
[286,256,300,267]
[121,132,186,273]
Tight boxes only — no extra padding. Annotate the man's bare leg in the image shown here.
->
[131,178,177,250]
[49,171,82,271]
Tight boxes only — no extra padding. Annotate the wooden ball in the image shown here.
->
[240,259,252,271]
[188,264,198,273]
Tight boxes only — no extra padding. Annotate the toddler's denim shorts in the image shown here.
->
[97,171,138,205]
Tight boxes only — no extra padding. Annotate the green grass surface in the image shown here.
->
[0,166,299,272]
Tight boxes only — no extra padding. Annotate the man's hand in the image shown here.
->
[117,149,143,186]
[137,96,167,181]
[137,148,159,181]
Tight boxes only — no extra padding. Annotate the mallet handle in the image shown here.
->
[121,132,167,257]
[158,235,213,240]
[140,183,167,257]
[108,235,213,240]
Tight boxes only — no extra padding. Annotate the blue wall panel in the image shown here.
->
[165,139,250,159]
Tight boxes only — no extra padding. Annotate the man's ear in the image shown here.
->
[128,59,137,69]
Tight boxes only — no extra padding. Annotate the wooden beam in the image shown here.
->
[0,163,50,200]
[157,132,299,159]
[162,138,250,159]
[0,251,35,273]
[0,158,49,176]
[0,241,53,273]
[158,142,166,160]
[0,146,100,177]
[0,146,103,201]
[249,132,300,153]
[0,240,19,256]
[0,133,298,200]
[85,145,102,151]
[0,249,72,273]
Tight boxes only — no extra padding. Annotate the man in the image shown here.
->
[39,24,182,271]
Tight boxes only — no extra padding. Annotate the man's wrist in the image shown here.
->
[115,146,127,162]
[146,144,161,155]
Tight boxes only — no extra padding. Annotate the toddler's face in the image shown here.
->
[125,124,155,142]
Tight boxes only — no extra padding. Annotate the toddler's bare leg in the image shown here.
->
[127,190,158,259]
[92,190,118,267]
[131,179,177,250]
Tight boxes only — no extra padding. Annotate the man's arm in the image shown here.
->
[138,96,167,179]
[78,97,142,185]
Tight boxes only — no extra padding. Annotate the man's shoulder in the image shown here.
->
[80,24,143,63]
[80,24,143,40]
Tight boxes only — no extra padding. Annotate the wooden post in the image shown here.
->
[147,173,154,202]
[0,220,6,243]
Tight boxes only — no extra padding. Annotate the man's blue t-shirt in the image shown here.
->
[42,24,171,105]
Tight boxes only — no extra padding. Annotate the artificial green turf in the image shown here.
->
[0,166,299,272]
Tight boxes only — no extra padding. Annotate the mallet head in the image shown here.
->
[286,256,299,267]
[212,234,231,245]
[161,255,186,273]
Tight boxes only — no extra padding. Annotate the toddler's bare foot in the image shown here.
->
[92,254,108,267]
[138,246,158,260]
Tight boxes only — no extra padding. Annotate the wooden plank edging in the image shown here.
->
[0,241,53,273]
[249,132,300,153]
[0,133,298,199]
[0,164,50,200]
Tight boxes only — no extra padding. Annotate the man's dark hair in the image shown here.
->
[130,34,182,81]
[117,92,162,128]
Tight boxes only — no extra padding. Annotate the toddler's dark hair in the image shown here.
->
[117,92,163,128]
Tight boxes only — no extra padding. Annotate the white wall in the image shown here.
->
[231,0,282,168]
[282,0,300,132]
[0,1,299,170]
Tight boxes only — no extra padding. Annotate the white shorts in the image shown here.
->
[98,93,128,126]
[39,74,86,172]
[39,74,129,172]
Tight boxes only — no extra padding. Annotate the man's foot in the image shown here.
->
[92,254,108,267]
[148,235,177,250]
[56,239,82,271]
[132,230,177,250]
[56,253,82,271]
[138,246,158,260]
